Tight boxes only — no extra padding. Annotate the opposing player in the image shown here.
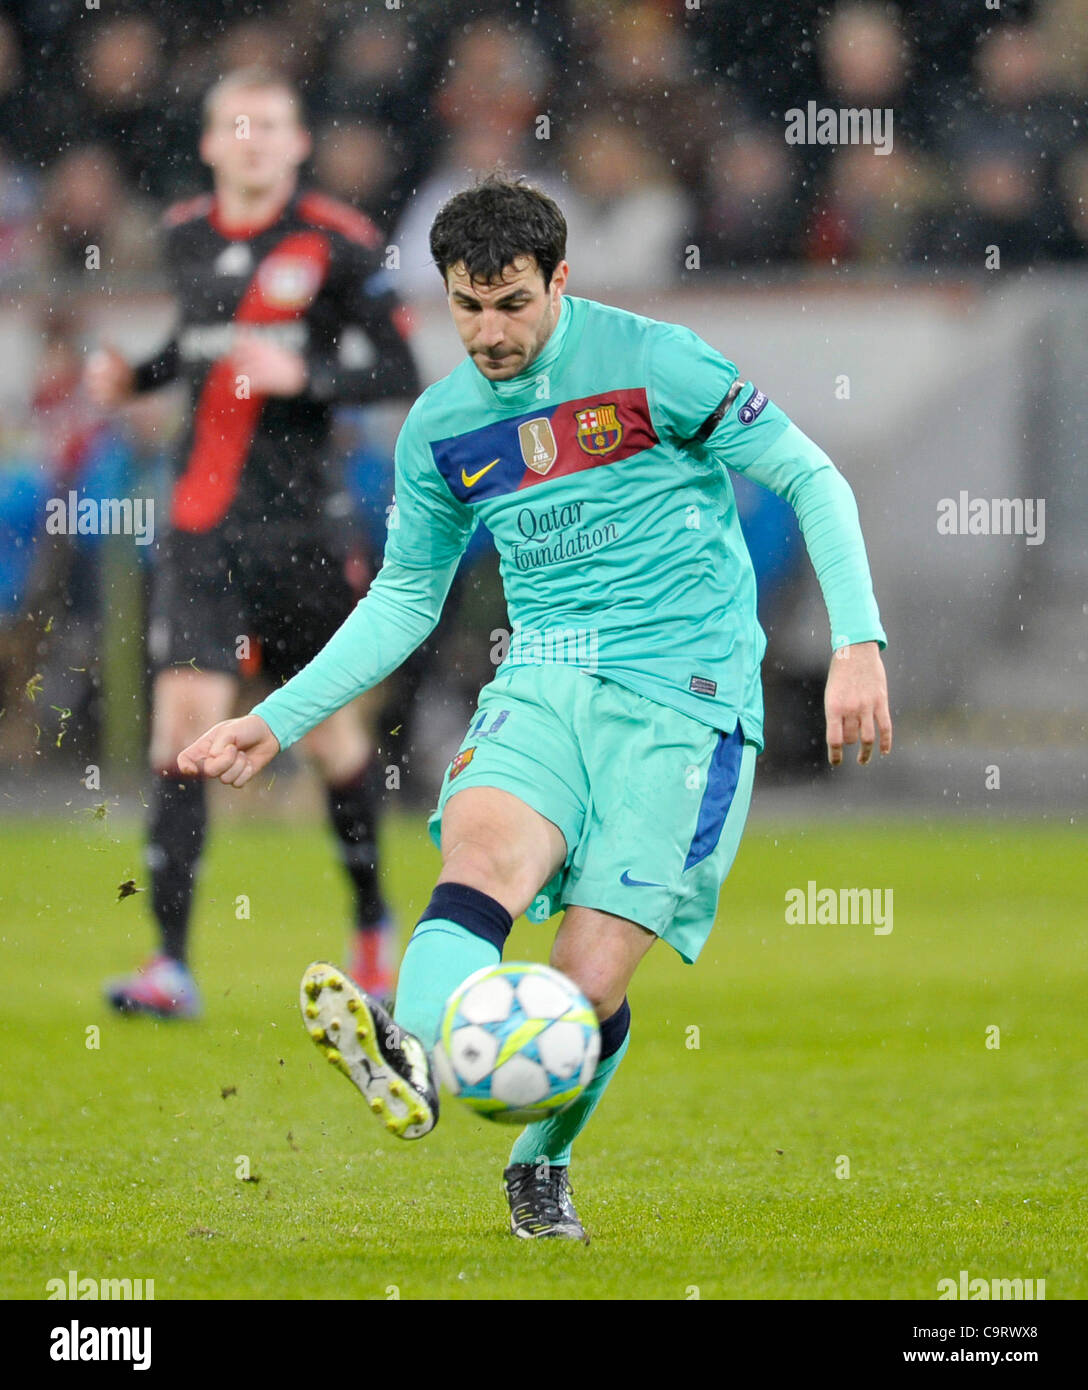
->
[85,68,420,1017]
[178,177,892,1239]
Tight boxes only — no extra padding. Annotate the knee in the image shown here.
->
[439,837,538,917]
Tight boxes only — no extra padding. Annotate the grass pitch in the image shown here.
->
[1,807,1084,1300]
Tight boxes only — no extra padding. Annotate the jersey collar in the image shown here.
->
[209,188,296,241]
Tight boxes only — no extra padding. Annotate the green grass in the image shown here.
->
[1,811,1084,1300]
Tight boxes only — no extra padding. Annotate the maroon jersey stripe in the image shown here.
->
[514,386,659,492]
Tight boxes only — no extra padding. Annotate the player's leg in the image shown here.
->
[301,668,584,1138]
[300,783,567,1138]
[106,667,237,1018]
[392,784,568,1046]
[503,905,651,1241]
[107,528,244,1019]
[299,704,395,1000]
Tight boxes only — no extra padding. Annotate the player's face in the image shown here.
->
[445,256,569,381]
[200,88,311,198]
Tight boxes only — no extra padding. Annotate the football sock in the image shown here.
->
[508,996,631,1169]
[393,882,512,1050]
[326,761,386,926]
[147,774,208,966]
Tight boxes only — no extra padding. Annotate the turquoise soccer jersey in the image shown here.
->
[253,293,885,751]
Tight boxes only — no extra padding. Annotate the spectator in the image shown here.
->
[313,119,399,229]
[33,144,160,277]
[391,21,562,296]
[911,136,1058,267]
[77,15,180,199]
[560,113,692,291]
[810,143,941,266]
[697,125,806,270]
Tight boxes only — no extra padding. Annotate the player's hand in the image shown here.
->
[84,344,134,407]
[230,330,309,396]
[824,640,892,767]
[177,714,281,788]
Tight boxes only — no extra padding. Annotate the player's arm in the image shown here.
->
[303,236,421,406]
[84,214,181,404]
[84,336,180,405]
[729,419,892,766]
[179,408,475,786]
[647,324,891,766]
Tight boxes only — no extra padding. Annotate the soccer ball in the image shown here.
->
[434,962,601,1124]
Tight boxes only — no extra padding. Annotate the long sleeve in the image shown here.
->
[645,321,885,653]
[729,421,886,651]
[303,237,420,406]
[131,338,180,393]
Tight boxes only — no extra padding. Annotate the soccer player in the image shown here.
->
[85,68,420,1017]
[178,177,892,1240]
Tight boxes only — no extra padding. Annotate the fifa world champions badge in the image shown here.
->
[518,417,558,475]
[574,403,623,455]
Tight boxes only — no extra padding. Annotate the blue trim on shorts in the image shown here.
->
[683,722,745,871]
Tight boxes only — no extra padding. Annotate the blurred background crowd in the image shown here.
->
[1,0,1084,794]
[2,0,1088,285]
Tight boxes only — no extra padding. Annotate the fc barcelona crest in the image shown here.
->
[449,746,476,780]
[518,417,558,475]
[574,403,623,455]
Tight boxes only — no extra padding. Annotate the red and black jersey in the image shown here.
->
[132,188,420,534]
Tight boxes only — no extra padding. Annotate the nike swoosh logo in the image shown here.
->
[461,458,500,487]
[620,870,664,888]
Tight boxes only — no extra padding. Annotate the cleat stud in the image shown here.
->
[310,1027,327,1043]
[304,1003,319,1019]
[346,998,360,1013]
[369,1097,384,1114]
[326,977,343,992]
[324,1047,341,1063]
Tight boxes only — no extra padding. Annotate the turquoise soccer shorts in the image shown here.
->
[427,663,757,963]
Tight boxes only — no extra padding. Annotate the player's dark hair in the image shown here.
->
[429,174,567,289]
[202,67,305,129]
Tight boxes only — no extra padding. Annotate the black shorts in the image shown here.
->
[147,528,366,683]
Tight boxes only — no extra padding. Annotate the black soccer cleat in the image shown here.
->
[503,1162,590,1243]
[300,961,438,1139]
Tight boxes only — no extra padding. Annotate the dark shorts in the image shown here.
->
[147,528,364,684]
